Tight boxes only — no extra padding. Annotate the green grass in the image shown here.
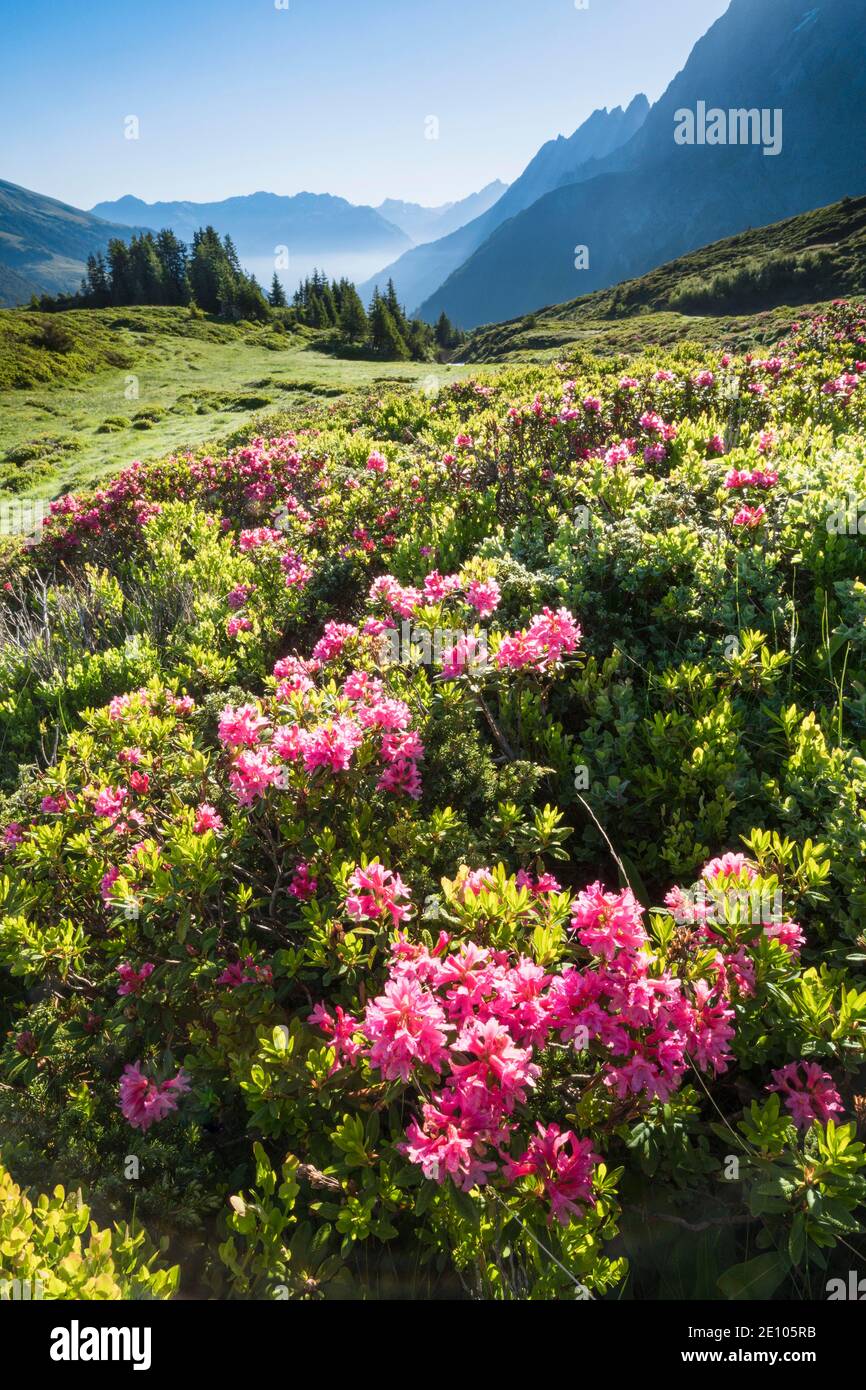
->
[464,194,866,363]
[0,305,476,498]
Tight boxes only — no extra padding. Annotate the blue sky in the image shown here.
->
[1,0,731,210]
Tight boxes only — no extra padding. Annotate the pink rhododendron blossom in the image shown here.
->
[767,1062,844,1131]
[506,1124,599,1226]
[289,863,318,899]
[466,578,501,617]
[217,956,272,989]
[363,977,451,1082]
[117,961,155,996]
[308,1003,363,1073]
[193,804,223,835]
[119,1063,190,1132]
[345,862,412,925]
[218,704,269,749]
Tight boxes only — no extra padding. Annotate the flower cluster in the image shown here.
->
[310,871,736,1220]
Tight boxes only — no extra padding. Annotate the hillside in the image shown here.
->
[0,305,473,499]
[0,179,147,306]
[419,0,866,327]
[358,97,649,314]
[463,195,866,361]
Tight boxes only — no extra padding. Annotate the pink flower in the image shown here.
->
[345,861,412,926]
[93,786,127,822]
[495,607,582,671]
[193,803,223,835]
[732,504,766,529]
[467,578,501,617]
[451,1017,540,1105]
[3,823,24,847]
[311,621,357,664]
[218,704,268,749]
[302,717,364,774]
[364,975,450,1081]
[238,526,282,551]
[688,978,735,1074]
[119,1063,190,1132]
[440,634,485,680]
[764,920,805,956]
[309,1003,363,1073]
[217,956,272,989]
[101,867,121,903]
[226,583,255,610]
[767,1062,844,1131]
[377,758,423,799]
[117,961,155,996]
[228,749,281,805]
[289,863,318,900]
[423,570,462,603]
[366,451,388,473]
[570,883,647,960]
[702,853,756,884]
[506,1123,599,1225]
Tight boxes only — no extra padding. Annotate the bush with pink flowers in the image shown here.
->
[1,301,865,1299]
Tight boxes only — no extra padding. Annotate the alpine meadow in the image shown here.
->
[1,0,865,1333]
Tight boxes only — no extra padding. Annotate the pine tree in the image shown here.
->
[384,278,409,336]
[155,230,191,305]
[369,294,409,359]
[435,310,455,350]
[338,283,368,341]
[268,273,287,308]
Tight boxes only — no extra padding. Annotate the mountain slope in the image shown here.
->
[376,181,507,245]
[462,194,866,361]
[358,95,649,313]
[419,0,866,328]
[91,190,411,261]
[0,179,147,306]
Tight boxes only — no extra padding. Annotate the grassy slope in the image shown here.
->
[0,306,473,499]
[464,195,866,363]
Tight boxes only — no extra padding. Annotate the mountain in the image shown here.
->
[376,181,507,245]
[418,0,866,328]
[0,179,148,306]
[91,189,410,261]
[358,95,649,314]
[462,194,866,362]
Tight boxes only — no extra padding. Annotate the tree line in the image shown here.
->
[285,271,464,360]
[31,228,465,362]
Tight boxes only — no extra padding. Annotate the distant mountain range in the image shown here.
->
[416,0,866,327]
[375,182,507,245]
[90,189,412,260]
